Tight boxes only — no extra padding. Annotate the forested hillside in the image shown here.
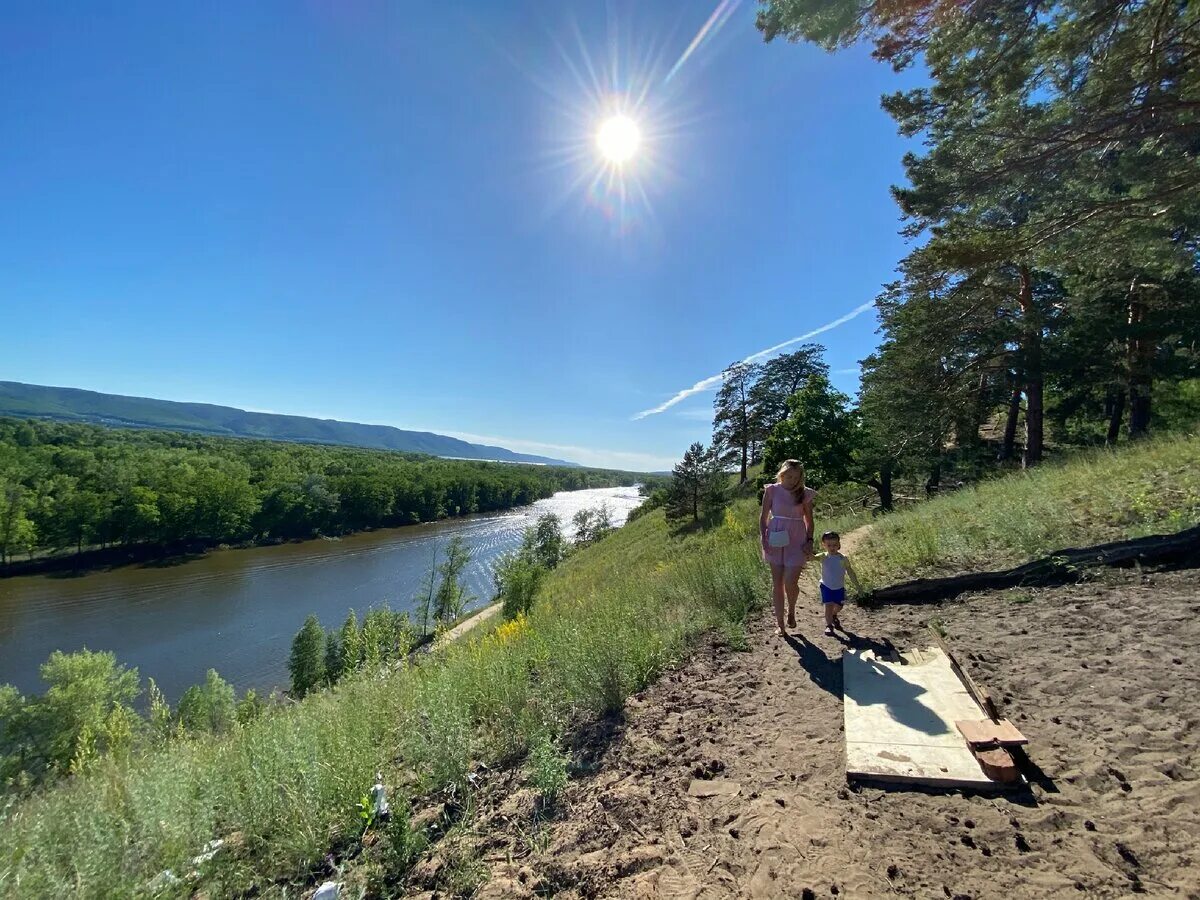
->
[0,418,635,565]
[749,0,1200,491]
[0,382,571,466]
[660,0,1200,514]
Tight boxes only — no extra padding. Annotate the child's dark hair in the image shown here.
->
[820,531,839,542]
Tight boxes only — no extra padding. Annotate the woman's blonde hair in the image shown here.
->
[775,459,806,505]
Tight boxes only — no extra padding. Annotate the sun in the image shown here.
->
[596,115,641,164]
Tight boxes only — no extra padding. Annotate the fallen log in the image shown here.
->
[867,525,1200,606]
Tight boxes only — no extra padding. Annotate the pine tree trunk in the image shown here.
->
[739,443,748,484]
[1127,298,1152,438]
[926,461,941,496]
[868,465,894,513]
[1105,389,1126,446]
[1000,383,1021,461]
[1018,267,1043,467]
[1024,364,1044,468]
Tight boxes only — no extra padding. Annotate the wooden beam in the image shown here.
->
[956,718,1028,747]
[973,747,1021,783]
[927,628,1000,720]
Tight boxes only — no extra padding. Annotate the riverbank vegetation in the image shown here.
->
[1,432,1196,896]
[0,418,638,568]
[0,475,763,896]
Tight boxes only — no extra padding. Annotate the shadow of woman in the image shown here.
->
[781,632,842,698]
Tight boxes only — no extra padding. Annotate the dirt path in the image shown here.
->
[435,603,501,647]
[460,539,1200,898]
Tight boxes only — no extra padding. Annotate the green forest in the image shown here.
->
[0,418,637,566]
[659,0,1200,510]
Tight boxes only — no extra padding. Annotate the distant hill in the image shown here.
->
[0,382,576,466]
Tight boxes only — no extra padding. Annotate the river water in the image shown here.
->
[0,485,642,701]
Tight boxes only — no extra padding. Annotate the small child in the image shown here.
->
[818,531,860,637]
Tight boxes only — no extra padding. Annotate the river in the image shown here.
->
[0,485,642,701]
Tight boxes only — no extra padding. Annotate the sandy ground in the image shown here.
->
[428,555,1200,899]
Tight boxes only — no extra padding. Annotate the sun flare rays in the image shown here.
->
[502,1,738,236]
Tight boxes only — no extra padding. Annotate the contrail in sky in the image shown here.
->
[631,300,875,420]
[664,0,743,84]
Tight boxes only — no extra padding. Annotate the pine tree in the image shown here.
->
[288,614,326,698]
[665,442,727,525]
[749,345,829,435]
[338,610,362,675]
[713,361,762,484]
[323,632,343,685]
[759,0,1200,448]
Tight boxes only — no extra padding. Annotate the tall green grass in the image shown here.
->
[4,434,1195,897]
[0,500,767,898]
[852,433,1200,588]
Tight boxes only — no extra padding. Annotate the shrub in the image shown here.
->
[177,669,237,735]
[493,551,545,620]
[526,732,568,805]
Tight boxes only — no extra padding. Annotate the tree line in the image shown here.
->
[0,499,632,792]
[746,0,1199,497]
[0,418,638,566]
[664,0,1200,510]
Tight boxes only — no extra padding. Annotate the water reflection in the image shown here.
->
[0,486,642,700]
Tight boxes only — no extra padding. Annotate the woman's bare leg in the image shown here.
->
[784,566,802,629]
[770,564,787,633]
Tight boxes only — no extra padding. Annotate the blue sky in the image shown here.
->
[0,1,920,471]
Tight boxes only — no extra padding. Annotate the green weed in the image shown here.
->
[526,732,569,805]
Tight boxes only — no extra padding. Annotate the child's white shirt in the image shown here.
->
[820,552,848,590]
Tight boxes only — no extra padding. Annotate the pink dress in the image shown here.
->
[762,482,815,568]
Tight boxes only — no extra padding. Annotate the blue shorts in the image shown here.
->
[820,584,845,605]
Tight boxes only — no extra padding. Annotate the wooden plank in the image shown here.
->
[928,629,1000,720]
[956,718,1028,747]
[843,647,1018,789]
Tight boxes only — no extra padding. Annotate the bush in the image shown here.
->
[177,669,237,735]
[0,649,141,787]
[493,552,545,620]
[527,732,568,804]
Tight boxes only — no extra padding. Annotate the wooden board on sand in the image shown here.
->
[843,647,1020,789]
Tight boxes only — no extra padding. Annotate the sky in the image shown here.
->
[0,1,922,471]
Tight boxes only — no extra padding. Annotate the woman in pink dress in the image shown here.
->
[760,459,815,635]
